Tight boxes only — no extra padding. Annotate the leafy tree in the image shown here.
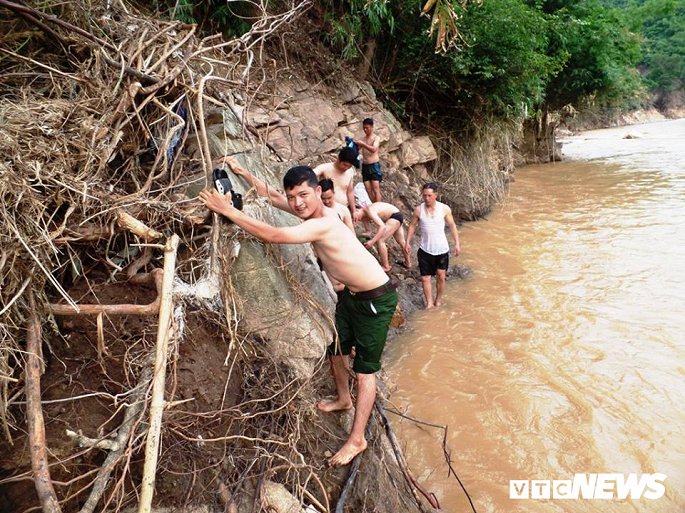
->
[540,0,644,110]
[630,0,685,93]
[152,0,253,36]
[320,0,644,130]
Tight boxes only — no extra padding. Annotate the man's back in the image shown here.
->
[367,202,400,221]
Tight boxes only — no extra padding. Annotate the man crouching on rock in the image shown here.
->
[199,158,398,466]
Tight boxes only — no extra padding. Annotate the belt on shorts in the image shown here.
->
[348,280,398,300]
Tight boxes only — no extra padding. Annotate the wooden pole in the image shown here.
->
[26,293,62,513]
[48,270,163,316]
[137,234,180,513]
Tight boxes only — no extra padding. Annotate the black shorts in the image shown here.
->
[389,211,403,224]
[362,162,382,182]
[417,248,449,276]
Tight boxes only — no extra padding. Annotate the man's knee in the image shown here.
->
[436,271,447,282]
[420,275,432,284]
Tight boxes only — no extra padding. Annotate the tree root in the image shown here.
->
[374,400,441,512]
[48,269,163,316]
[26,293,62,513]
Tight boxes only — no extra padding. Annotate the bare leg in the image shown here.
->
[329,372,376,465]
[363,180,373,203]
[317,355,353,412]
[377,240,390,271]
[420,275,434,309]
[371,180,382,202]
[435,269,446,307]
[391,224,411,267]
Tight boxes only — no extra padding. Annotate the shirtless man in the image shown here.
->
[319,178,354,232]
[355,118,382,203]
[405,182,461,309]
[200,158,398,466]
[313,147,358,218]
[354,202,411,272]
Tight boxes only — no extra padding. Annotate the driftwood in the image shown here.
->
[77,361,151,513]
[374,402,440,512]
[26,293,62,513]
[48,269,163,316]
[334,444,363,513]
[137,234,180,513]
[65,429,120,451]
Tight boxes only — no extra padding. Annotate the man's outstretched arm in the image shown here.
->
[200,189,327,244]
[217,156,291,213]
[364,208,386,248]
[404,206,420,254]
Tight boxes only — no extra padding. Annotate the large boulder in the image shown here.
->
[400,136,437,168]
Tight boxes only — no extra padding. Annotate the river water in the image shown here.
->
[386,119,685,513]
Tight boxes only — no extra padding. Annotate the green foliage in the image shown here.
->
[319,0,648,128]
[627,0,685,92]
[541,0,644,109]
[151,0,253,37]
[324,0,395,59]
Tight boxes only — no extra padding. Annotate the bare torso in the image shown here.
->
[314,163,354,206]
[312,214,389,291]
[360,134,379,164]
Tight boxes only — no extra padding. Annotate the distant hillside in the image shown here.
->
[602,0,685,108]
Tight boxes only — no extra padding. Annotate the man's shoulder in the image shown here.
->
[313,162,333,174]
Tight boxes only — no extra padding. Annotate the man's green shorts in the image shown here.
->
[329,287,398,374]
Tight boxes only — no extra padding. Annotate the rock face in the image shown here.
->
[191,72,449,382]
[186,69,468,513]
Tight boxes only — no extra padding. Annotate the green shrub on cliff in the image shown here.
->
[321,0,643,128]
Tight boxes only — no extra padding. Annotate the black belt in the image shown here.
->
[348,280,398,300]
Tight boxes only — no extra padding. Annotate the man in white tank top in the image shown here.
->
[405,182,461,309]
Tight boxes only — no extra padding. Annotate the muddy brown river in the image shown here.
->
[386,119,685,513]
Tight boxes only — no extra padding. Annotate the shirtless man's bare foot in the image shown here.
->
[316,397,352,412]
[328,437,368,466]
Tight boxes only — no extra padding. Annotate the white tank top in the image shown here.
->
[419,202,449,255]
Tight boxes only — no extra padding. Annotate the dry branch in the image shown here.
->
[26,293,62,513]
[65,429,120,451]
[48,269,163,316]
[114,210,162,241]
[78,362,151,513]
[138,234,180,513]
[375,402,440,511]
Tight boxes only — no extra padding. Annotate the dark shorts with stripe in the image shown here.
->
[417,248,449,276]
[362,162,382,182]
[328,284,398,374]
